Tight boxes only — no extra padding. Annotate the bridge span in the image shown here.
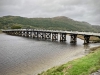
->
[2,29,100,44]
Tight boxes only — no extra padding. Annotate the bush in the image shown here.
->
[11,25,22,29]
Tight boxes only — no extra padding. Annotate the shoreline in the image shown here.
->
[39,46,100,75]
[37,48,85,75]
[90,46,100,52]
[77,35,100,43]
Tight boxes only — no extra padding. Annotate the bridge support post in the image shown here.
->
[14,31,16,35]
[23,31,25,37]
[20,31,22,36]
[41,32,46,39]
[38,32,41,38]
[27,31,31,37]
[18,31,22,36]
[70,34,77,43]
[30,31,32,37]
[52,33,58,41]
[38,32,44,39]
[9,31,12,35]
[13,31,16,35]
[45,32,51,39]
[33,31,38,38]
[26,31,29,37]
[38,32,51,39]
[32,31,35,38]
[84,35,90,44]
[11,31,14,35]
[17,31,20,36]
[60,33,66,41]
[98,36,100,39]
[14,31,17,35]
[7,31,10,34]
[17,31,19,36]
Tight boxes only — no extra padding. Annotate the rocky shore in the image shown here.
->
[90,70,100,75]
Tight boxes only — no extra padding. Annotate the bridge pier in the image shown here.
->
[70,34,77,43]
[25,31,29,37]
[32,31,35,38]
[10,31,14,35]
[33,31,38,38]
[16,31,19,36]
[52,33,58,41]
[41,32,46,39]
[98,36,100,39]
[30,31,33,37]
[45,32,51,39]
[13,31,16,35]
[84,35,90,44]
[7,31,10,34]
[13,31,17,36]
[60,33,66,41]
[38,32,51,39]
[22,31,26,37]
[27,31,32,37]
[38,32,45,39]
[8,31,11,34]
[25,31,32,37]
[18,31,22,36]
[13,31,17,35]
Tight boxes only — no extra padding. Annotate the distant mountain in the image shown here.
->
[0,15,100,32]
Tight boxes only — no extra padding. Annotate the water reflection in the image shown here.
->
[0,33,100,75]
[84,44,90,55]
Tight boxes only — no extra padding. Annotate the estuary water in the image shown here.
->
[0,33,100,75]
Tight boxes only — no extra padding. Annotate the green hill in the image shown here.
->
[0,15,100,32]
[92,25,100,32]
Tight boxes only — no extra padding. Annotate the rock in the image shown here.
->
[97,70,100,73]
[90,71,100,75]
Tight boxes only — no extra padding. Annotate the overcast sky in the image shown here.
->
[0,0,100,25]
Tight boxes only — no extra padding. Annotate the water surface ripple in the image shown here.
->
[0,33,100,75]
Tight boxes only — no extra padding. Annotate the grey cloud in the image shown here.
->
[0,0,100,25]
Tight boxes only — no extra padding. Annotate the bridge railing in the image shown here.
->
[2,29,100,37]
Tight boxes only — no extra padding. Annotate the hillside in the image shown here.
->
[0,16,100,32]
[92,25,100,32]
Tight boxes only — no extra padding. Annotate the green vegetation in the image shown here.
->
[0,16,100,32]
[11,24,22,29]
[39,46,100,75]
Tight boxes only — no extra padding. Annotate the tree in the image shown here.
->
[11,25,22,29]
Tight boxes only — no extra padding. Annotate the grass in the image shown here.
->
[39,46,100,75]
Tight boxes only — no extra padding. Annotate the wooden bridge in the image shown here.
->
[2,29,100,44]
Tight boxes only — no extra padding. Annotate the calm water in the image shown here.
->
[0,33,100,75]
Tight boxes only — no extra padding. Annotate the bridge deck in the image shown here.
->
[2,29,100,37]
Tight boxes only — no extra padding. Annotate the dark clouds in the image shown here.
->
[0,0,100,25]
